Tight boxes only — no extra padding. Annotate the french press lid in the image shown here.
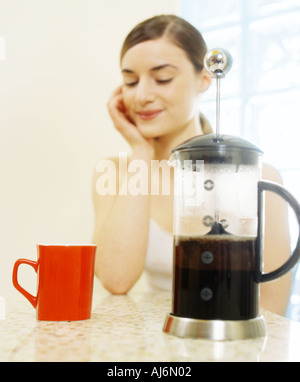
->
[171,49,263,167]
[171,133,263,166]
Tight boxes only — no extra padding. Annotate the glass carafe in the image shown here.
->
[169,134,300,321]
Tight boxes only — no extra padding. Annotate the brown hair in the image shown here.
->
[120,15,212,134]
[121,15,207,73]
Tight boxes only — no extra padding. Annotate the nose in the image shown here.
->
[134,78,155,105]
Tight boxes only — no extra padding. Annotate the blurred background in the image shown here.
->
[0,0,180,299]
[1,0,300,319]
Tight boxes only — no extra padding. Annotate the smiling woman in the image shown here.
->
[120,37,211,140]
[92,15,292,316]
[93,15,212,295]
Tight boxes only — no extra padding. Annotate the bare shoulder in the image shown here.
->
[262,163,283,184]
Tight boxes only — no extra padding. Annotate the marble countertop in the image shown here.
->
[1,284,300,362]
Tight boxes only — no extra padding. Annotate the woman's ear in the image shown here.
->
[197,69,212,94]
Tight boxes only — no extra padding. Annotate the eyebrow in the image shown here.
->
[122,63,179,74]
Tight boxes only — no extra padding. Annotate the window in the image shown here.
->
[181,0,300,320]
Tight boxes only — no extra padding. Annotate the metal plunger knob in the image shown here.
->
[204,48,233,79]
[204,48,233,140]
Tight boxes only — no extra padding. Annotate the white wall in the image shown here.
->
[0,0,179,299]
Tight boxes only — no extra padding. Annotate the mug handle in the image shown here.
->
[12,259,38,308]
[257,180,300,283]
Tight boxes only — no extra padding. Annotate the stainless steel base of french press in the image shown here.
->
[163,313,267,341]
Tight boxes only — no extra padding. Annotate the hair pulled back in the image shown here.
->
[120,15,212,134]
[120,15,207,73]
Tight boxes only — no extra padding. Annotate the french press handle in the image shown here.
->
[256,180,300,283]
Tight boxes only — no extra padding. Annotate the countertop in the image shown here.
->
[1,284,300,362]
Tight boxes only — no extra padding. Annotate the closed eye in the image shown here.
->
[125,78,172,87]
[156,79,173,84]
[124,81,138,87]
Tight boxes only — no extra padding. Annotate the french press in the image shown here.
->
[163,49,300,340]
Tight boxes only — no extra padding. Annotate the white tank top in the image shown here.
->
[145,219,173,291]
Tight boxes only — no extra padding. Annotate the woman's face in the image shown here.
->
[121,37,211,138]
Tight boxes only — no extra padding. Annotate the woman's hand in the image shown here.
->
[107,86,154,156]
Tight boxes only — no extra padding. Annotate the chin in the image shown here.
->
[138,121,174,138]
[137,125,159,138]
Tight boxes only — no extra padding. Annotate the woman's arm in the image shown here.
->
[260,164,293,315]
[92,86,155,294]
[92,150,152,295]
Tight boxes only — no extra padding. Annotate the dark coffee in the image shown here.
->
[172,235,258,320]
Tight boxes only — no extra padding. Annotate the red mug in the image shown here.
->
[12,244,97,321]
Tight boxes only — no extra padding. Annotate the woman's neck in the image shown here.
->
[152,115,203,161]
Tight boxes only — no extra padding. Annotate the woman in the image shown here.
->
[92,15,292,315]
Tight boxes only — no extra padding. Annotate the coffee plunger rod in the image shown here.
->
[204,49,233,230]
[204,49,233,140]
[216,75,221,140]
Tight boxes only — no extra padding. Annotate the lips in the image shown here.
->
[136,110,163,121]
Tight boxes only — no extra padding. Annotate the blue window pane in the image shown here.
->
[248,12,300,93]
[181,0,241,29]
[247,92,300,169]
[251,0,300,16]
